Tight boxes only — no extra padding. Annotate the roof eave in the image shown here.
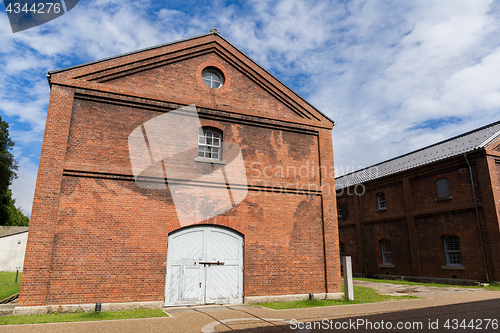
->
[47,31,216,75]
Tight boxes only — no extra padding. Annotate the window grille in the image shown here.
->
[443,235,462,266]
[198,128,221,160]
[380,239,393,265]
[202,69,224,88]
[377,193,386,210]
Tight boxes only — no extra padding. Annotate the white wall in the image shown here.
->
[0,232,28,272]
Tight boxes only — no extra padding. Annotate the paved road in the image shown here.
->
[1,291,499,332]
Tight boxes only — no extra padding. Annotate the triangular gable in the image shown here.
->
[484,131,500,155]
[48,31,333,128]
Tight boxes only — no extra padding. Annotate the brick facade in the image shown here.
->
[18,31,341,308]
[337,130,500,283]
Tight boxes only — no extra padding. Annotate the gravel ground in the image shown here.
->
[353,279,485,296]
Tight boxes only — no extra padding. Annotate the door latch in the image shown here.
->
[198,261,225,267]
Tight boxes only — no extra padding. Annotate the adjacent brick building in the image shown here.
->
[336,121,500,283]
[16,30,341,313]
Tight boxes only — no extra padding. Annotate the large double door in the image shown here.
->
[165,226,244,306]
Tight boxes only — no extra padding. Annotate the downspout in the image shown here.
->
[464,153,490,282]
[358,193,368,277]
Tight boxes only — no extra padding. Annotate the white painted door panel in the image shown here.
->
[205,265,240,303]
[182,265,203,303]
[165,228,205,305]
[165,226,243,306]
[205,228,243,304]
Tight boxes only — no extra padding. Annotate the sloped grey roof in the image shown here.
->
[336,121,500,189]
[0,226,28,238]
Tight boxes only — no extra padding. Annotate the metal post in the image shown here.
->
[15,267,20,284]
[343,256,354,300]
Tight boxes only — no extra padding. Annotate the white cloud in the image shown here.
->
[2,0,500,212]
[307,0,500,173]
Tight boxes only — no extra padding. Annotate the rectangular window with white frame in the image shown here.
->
[443,235,462,266]
[377,193,386,210]
[380,239,393,265]
[198,128,221,160]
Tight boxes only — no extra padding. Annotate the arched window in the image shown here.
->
[198,128,222,160]
[380,239,392,265]
[377,192,386,210]
[436,178,451,199]
[443,235,462,266]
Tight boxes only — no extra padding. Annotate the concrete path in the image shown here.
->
[1,290,499,332]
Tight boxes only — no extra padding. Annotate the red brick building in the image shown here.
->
[336,122,500,284]
[16,30,341,314]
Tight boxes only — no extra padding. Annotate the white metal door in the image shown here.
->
[165,226,243,306]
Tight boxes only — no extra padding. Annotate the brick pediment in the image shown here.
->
[48,32,333,128]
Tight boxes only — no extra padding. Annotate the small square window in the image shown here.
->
[436,178,451,199]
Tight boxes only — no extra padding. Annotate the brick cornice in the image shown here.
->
[70,89,325,132]
[49,35,333,127]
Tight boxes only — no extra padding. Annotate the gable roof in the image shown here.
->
[0,226,29,238]
[336,120,500,189]
[47,29,334,126]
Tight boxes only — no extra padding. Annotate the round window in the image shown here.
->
[202,68,224,89]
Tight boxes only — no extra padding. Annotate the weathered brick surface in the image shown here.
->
[338,147,500,282]
[19,32,340,306]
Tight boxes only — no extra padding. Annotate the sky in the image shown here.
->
[1,0,500,216]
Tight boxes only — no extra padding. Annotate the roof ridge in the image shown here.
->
[477,128,500,148]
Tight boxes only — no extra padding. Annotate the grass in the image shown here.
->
[485,283,500,291]
[0,271,21,301]
[258,285,418,310]
[354,277,500,291]
[0,308,168,325]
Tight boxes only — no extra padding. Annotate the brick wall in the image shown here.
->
[19,33,339,306]
[338,150,500,282]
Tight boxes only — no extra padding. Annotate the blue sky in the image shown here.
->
[1,0,500,216]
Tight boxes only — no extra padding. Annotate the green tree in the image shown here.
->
[0,116,29,226]
[1,189,29,226]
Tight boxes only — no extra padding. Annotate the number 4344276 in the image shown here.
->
[443,319,498,330]
[5,3,61,14]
